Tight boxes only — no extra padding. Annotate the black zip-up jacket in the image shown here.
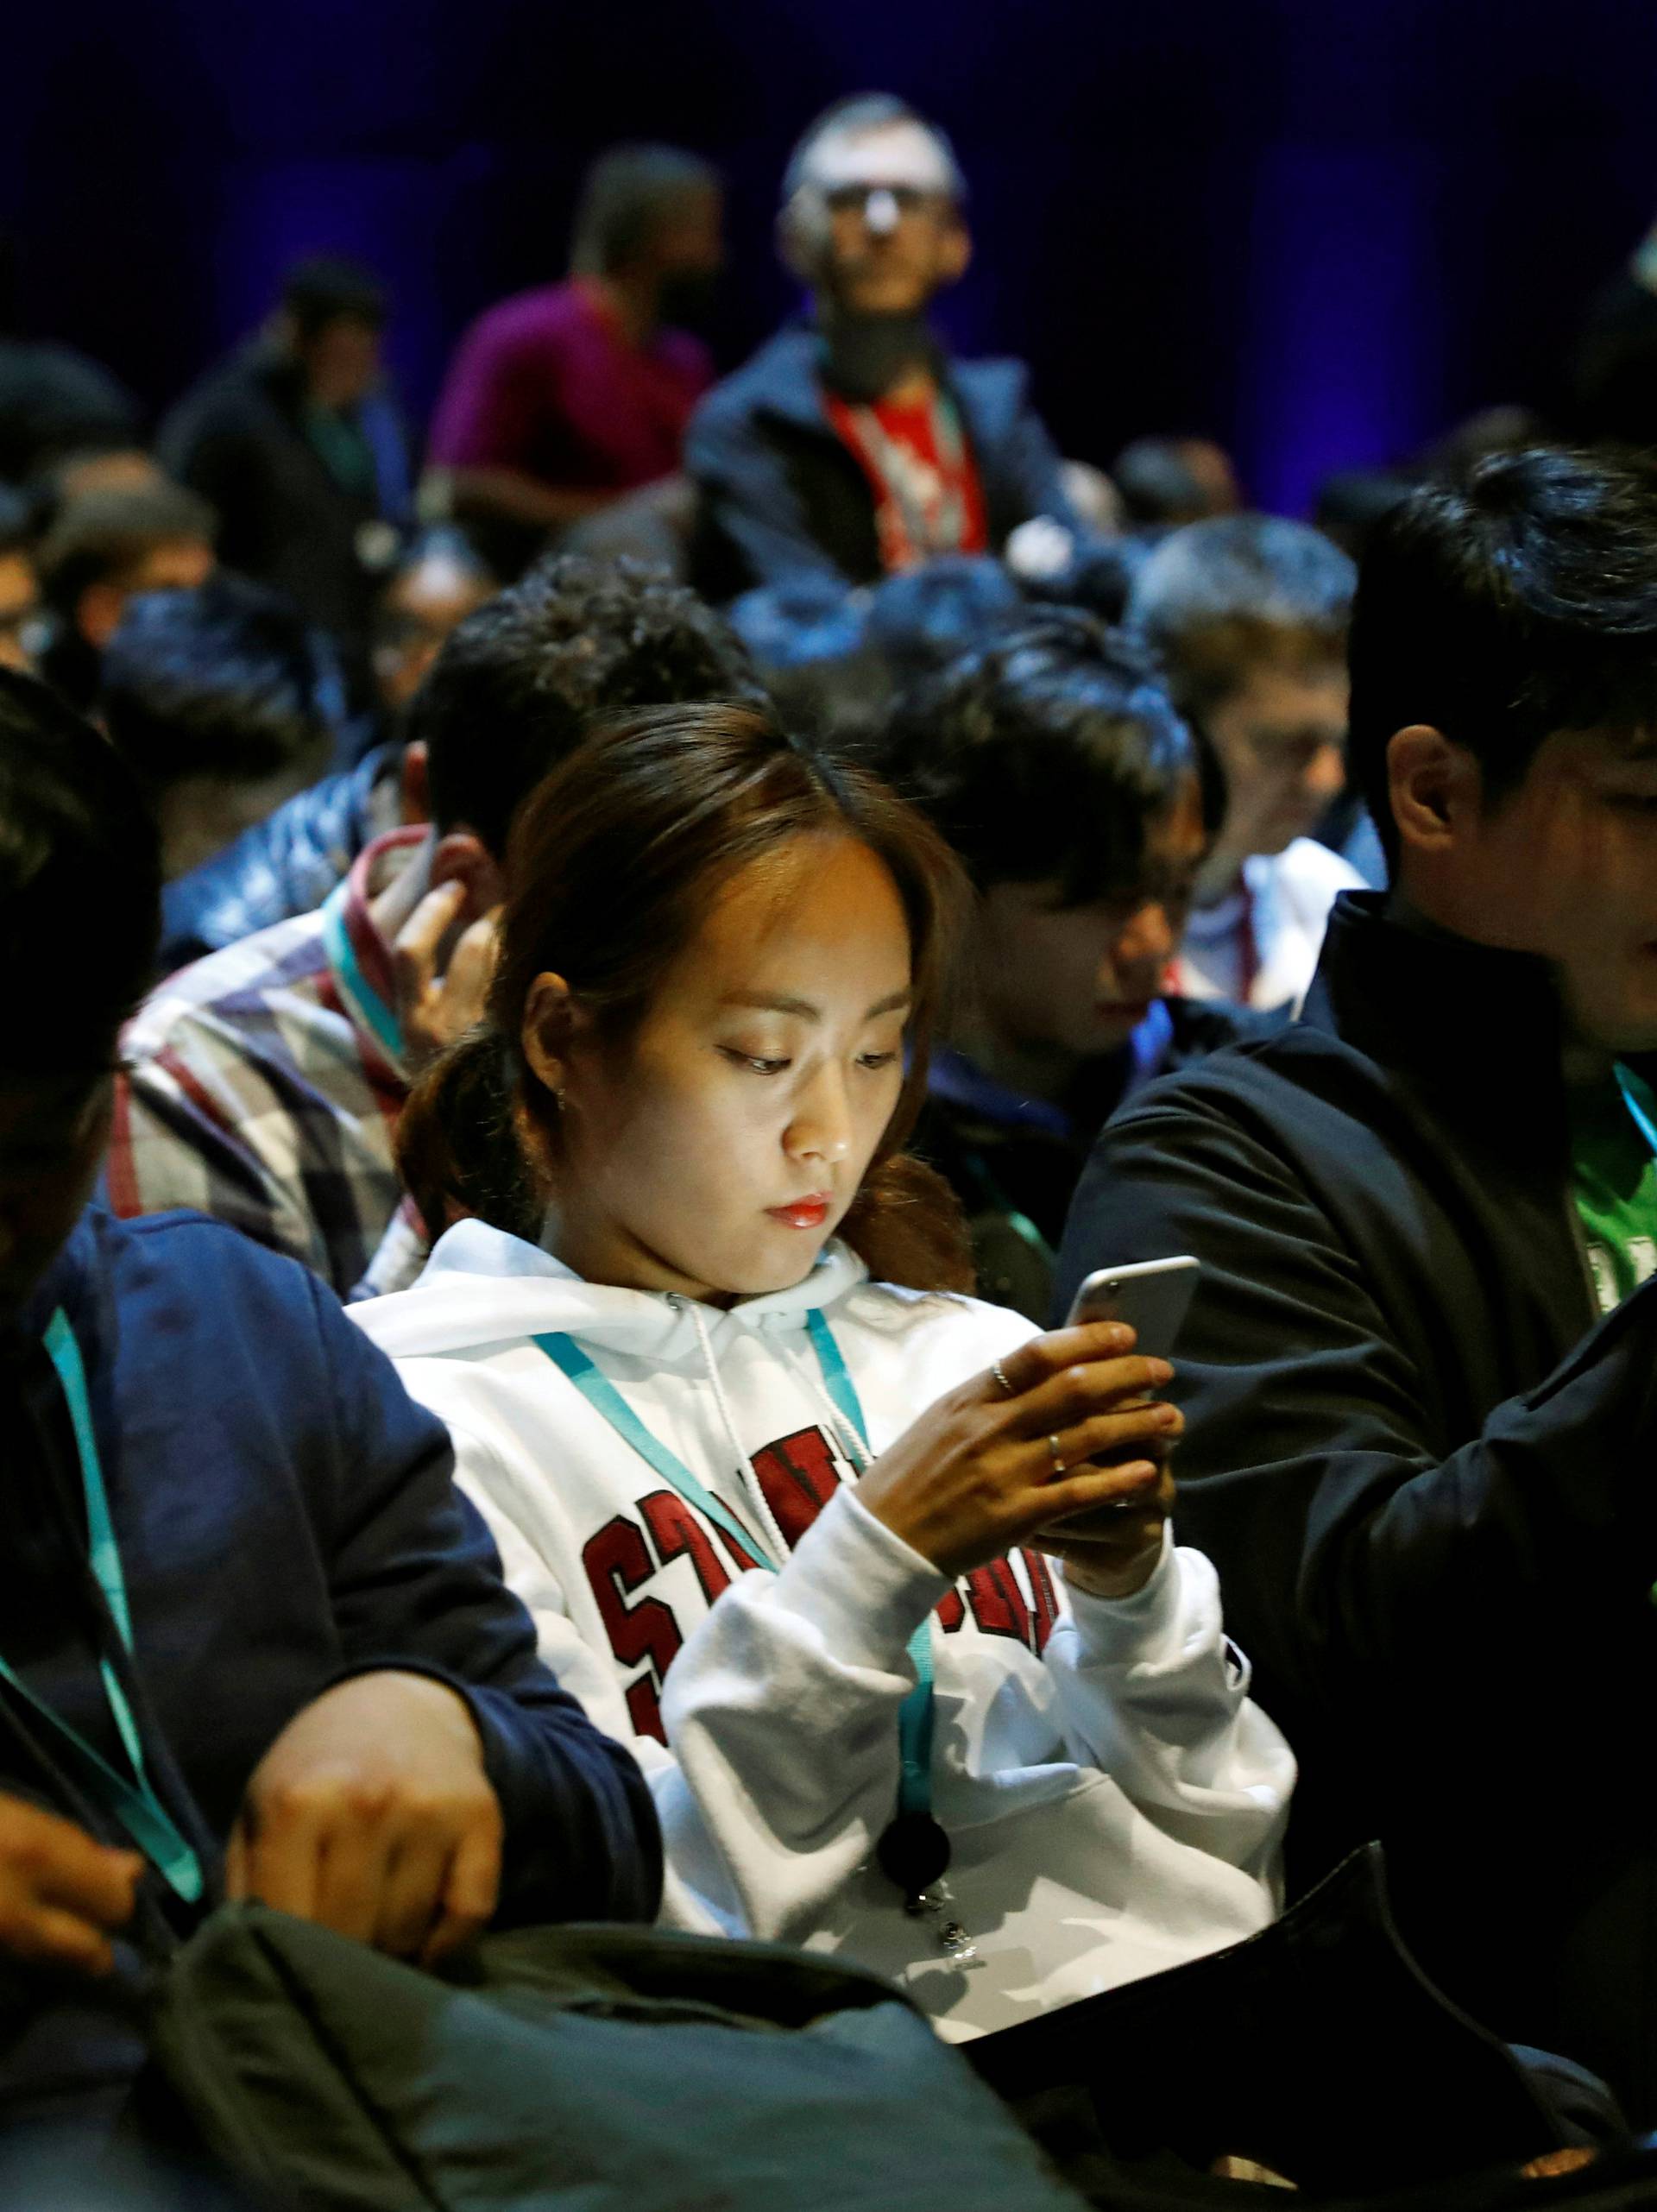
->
[684,326,1081,601]
[1054,892,1657,2121]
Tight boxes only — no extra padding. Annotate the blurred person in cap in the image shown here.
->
[425,146,723,575]
[687,94,1084,599]
[160,257,412,672]
[32,483,216,712]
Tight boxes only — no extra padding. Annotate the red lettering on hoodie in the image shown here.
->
[583,1514,681,1743]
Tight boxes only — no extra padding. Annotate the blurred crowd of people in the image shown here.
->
[6,88,1657,2210]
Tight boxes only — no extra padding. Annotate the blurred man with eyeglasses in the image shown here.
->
[687,94,1085,599]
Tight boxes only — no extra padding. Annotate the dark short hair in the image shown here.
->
[100,575,337,796]
[0,667,160,1074]
[1129,514,1355,720]
[782,93,966,205]
[1349,445,1657,869]
[37,483,216,614]
[1112,438,1228,528]
[881,608,1201,907]
[280,255,387,342]
[411,555,762,854]
[865,556,1024,687]
[570,145,720,276]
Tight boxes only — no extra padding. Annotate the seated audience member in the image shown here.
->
[99,577,338,884]
[0,488,38,672]
[1112,436,1241,530]
[354,701,1292,2051]
[885,613,1267,1320]
[160,257,411,671]
[154,529,499,975]
[28,444,167,518]
[106,558,758,1301]
[0,669,658,2129]
[32,483,216,711]
[687,95,1085,599]
[1054,446,1657,2123]
[427,146,722,577]
[1130,515,1363,1010]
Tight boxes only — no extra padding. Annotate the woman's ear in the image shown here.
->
[521,972,577,1099]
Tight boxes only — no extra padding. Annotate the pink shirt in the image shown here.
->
[426,279,712,491]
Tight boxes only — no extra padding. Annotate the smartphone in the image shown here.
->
[1064,1255,1201,1362]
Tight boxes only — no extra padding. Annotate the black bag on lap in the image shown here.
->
[971,1843,1629,2201]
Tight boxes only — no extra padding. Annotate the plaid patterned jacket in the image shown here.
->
[104,828,430,1302]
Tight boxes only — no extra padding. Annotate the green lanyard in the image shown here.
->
[0,1312,205,1903]
[535,1307,949,1902]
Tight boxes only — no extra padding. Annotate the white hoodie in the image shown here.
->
[353,1221,1295,2040]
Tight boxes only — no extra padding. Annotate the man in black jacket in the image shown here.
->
[1055,445,1657,2121]
[686,94,1081,600]
[160,258,411,679]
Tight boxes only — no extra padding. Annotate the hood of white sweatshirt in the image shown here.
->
[359,1217,875,1367]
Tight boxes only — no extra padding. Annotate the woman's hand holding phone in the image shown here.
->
[854,1321,1181,1584]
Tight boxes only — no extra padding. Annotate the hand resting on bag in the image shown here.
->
[226,1670,503,1965]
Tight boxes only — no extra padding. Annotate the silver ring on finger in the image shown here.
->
[992,1358,1015,1397]
[1047,1434,1066,1478]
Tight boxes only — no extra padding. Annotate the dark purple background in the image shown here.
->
[7,0,1657,513]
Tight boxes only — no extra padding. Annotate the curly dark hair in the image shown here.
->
[411,554,764,856]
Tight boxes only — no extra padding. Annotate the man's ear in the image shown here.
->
[399,740,430,827]
[936,215,972,287]
[430,828,504,917]
[1388,724,1483,854]
[77,581,126,652]
[775,199,820,287]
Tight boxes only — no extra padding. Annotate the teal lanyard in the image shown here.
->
[535,1308,937,1824]
[1615,1062,1657,1158]
[321,877,404,1070]
[0,1313,205,1903]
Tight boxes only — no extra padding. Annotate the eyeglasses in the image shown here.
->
[821,182,950,219]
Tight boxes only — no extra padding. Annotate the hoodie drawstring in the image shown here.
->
[683,1298,794,1570]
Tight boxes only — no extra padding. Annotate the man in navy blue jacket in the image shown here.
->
[1055,447,1657,2121]
[687,95,1082,600]
[0,667,659,2125]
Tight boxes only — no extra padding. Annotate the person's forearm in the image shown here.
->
[425,467,616,531]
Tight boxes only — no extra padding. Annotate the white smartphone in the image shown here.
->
[1064,1255,1201,1361]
